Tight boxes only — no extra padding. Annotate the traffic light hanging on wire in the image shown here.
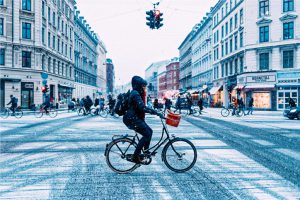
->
[41,84,49,94]
[146,2,164,30]
[146,10,155,29]
[154,10,163,29]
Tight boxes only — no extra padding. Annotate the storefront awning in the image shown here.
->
[58,84,75,89]
[233,85,246,90]
[209,85,222,95]
[245,84,275,89]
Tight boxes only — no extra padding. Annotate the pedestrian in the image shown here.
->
[197,98,203,114]
[164,98,172,113]
[187,95,193,115]
[238,96,246,115]
[289,98,296,108]
[174,96,182,114]
[7,95,18,115]
[123,76,159,164]
[108,95,116,115]
[153,98,159,110]
[246,97,254,115]
[232,97,238,116]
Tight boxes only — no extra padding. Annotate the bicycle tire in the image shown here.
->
[105,138,139,174]
[221,108,230,117]
[77,108,85,116]
[192,108,200,117]
[99,109,108,118]
[34,109,43,118]
[49,108,57,118]
[14,108,23,118]
[90,108,97,116]
[162,138,197,173]
[0,108,9,119]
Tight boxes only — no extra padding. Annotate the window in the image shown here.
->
[0,0,3,5]
[22,51,31,68]
[58,16,60,30]
[65,24,67,35]
[57,38,60,52]
[65,44,67,56]
[259,0,269,17]
[225,63,228,76]
[42,1,45,16]
[42,27,45,44]
[48,7,51,22]
[22,22,31,39]
[221,64,224,77]
[61,21,64,33]
[230,61,233,75]
[283,22,294,40]
[283,0,294,12]
[230,39,233,53]
[48,32,51,47]
[53,12,56,26]
[240,9,243,24]
[240,32,243,47]
[240,56,244,73]
[221,26,224,38]
[62,41,64,54]
[225,22,228,35]
[234,35,238,50]
[53,36,55,49]
[0,48,5,65]
[283,50,294,68]
[259,26,269,42]
[222,7,224,18]
[234,59,238,74]
[70,47,72,59]
[22,0,31,11]
[221,44,224,57]
[259,53,269,70]
[234,13,238,28]
[230,18,233,32]
[225,3,228,14]
[0,18,3,35]
[230,0,233,10]
[225,42,228,55]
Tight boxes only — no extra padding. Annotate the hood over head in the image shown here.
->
[131,76,147,95]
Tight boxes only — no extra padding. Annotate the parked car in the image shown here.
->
[283,107,300,120]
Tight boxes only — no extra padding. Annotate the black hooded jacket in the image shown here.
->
[124,76,156,122]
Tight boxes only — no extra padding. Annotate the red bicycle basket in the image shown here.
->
[166,110,181,127]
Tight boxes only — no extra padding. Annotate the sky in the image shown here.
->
[76,0,219,85]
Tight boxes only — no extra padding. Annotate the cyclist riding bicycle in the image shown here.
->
[42,95,51,113]
[123,76,160,164]
[7,95,18,115]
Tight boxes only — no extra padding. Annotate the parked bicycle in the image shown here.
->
[104,113,197,174]
[0,107,23,119]
[77,106,97,116]
[34,105,57,118]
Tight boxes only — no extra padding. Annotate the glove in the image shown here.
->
[157,112,164,119]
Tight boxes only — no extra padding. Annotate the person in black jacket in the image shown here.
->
[197,98,203,115]
[289,98,296,108]
[164,98,172,113]
[84,96,93,114]
[123,76,159,164]
[246,97,254,115]
[7,95,18,114]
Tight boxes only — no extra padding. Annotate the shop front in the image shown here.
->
[237,72,277,110]
[21,82,34,109]
[276,70,300,110]
[58,84,74,105]
[209,83,223,107]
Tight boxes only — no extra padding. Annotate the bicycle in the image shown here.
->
[34,105,57,118]
[77,106,97,116]
[0,107,23,119]
[99,106,119,118]
[104,114,197,174]
[221,105,243,117]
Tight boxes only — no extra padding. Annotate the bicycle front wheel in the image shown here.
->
[99,109,108,118]
[162,138,197,173]
[77,108,85,116]
[90,108,97,116]
[15,108,23,118]
[221,108,230,117]
[192,108,200,117]
[0,108,9,119]
[105,138,138,174]
[49,108,57,118]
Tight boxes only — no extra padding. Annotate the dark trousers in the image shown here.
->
[132,119,153,156]
[10,105,17,113]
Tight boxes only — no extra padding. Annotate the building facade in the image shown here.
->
[190,12,213,97]
[0,0,75,108]
[210,0,300,110]
[166,58,180,91]
[96,37,107,96]
[106,58,115,95]
[73,10,98,99]
[178,33,192,90]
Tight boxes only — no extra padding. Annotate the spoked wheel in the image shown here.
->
[90,108,97,116]
[0,108,9,119]
[34,109,43,118]
[180,109,189,117]
[105,138,139,174]
[49,108,57,118]
[162,138,197,173]
[77,108,85,116]
[236,109,243,117]
[99,109,108,118]
[14,108,23,118]
[192,108,200,117]
[221,108,230,117]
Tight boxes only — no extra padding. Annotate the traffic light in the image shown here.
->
[154,10,163,29]
[41,85,49,93]
[146,10,155,29]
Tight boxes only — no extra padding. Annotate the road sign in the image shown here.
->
[41,72,48,79]
[42,80,47,85]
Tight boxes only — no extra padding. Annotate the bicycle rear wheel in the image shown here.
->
[192,108,200,117]
[15,108,23,118]
[99,109,108,118]
[221,108,230,117]
[34,109,43,118]
[49,108,57,118]
[105,138,139,174]
[0,108,9,119]
[162,138,197,173]
[77,108,85,116]
[90,108,97,116]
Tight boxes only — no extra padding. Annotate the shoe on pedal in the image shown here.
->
[131,154,143,164]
